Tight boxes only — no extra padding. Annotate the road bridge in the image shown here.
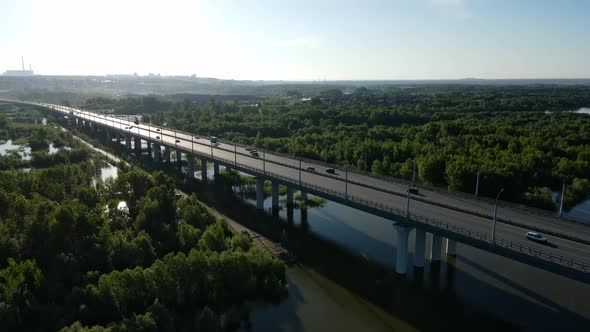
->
[4,99,590,282]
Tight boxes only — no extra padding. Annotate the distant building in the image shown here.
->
[3,69,35,76]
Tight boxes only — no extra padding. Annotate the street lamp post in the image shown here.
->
[405,159,416,219]
[558,178,566,217]
[491,188,504,244]
[475,170,480,197]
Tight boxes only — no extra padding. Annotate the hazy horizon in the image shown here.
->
[2,0,589,80]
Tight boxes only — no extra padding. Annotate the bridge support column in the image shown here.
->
[153,144,161,162]
[393,223,413,274]
[200,158,207,182]
[176,149,182,169]
[430,234,442,262]
[106,129,111,143]
[414,228,426,268]
[214,162,220,178]
[125,136,131,152]
[146,141,152,158]
[445,238,457,256]
[164,148,171,163]
[187,156,194,180]
[135,137,142,156]
[286,188,294,207]
[256,178,264,210]
[271,182,279,210]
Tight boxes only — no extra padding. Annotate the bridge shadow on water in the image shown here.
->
[75,124,588,332]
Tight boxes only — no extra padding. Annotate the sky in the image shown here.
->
[0,0,589,80]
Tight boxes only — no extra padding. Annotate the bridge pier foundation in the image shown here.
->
[271,182,279,210]
[153,144,161,162]
[445,238,457,256]
[164,148,171,163]
[214,162,220,178]
[394,223,413,274]
[430,234,442,262]
[135,137,142,156]
[187,156,194,180]
[414,228,426,268]
[256,178,264,210]
[286,188,294,207]
[200,158,208,182]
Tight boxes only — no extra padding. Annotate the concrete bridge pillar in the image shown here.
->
[286,188,294,207]
[164,148,171,163]
[146,141,152,158]
[214,162,220,178]
[187,156,194,180]
[153,144,161,162]
[430,234,442,262]
[200,158,208,182]
[135,137,142,156]
[271,182,279,209]
[176,149,182,169]
[394,223,413,274]
[125,136,131,152]
[445,238,457,256]
[414,228,426,268]
[106,129,111,142]
[256,177,264,210]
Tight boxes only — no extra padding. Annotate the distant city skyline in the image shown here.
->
[1,0,589,80]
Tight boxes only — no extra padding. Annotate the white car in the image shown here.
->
[525,232,547,243]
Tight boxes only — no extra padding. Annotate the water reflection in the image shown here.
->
[0,139,31,160]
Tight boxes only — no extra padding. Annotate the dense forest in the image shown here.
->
[81,85,590,211]
[0,106,287,331]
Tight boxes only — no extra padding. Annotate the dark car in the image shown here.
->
[306,166,315,172]
[175,193,182,199]
[156,128,161,132]
[251,152,259,158]
[408,187,419,194]
[176,139,181,143]
[156,136,160,139]
[326,168,336,174]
